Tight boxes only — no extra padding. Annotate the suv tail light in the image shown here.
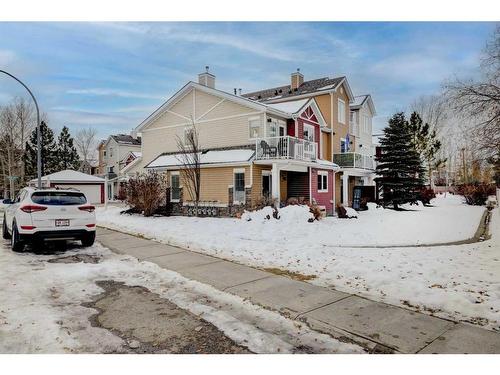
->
[20,205,47,213]
[78,205,96,213]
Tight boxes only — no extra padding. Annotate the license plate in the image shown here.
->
[55,219,70,227]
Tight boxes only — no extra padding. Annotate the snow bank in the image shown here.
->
[96,196,498,330]
[0,243,363,353]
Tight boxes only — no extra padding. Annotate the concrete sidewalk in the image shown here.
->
[96,227,500,354]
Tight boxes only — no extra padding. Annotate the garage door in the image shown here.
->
[53,184,102,204]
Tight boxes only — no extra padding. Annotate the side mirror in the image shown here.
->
[2,199,12,204]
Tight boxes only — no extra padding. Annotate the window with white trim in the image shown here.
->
[170,172,180,202]
[248,117,261,139]
[317,171,328,192]
[233,169,245,204]
[338,99,346,124]
[303,124,315,142]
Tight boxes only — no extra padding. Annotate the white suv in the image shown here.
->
[2,187,96,252]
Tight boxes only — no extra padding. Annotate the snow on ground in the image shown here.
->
[97,195,500,331]
[0,241,363,354]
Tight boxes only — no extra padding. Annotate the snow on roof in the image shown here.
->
[316,159,340,170]
[147,149,255,169]
[131,151,142,158]
[31,170,105,183]
[265,99,309,115]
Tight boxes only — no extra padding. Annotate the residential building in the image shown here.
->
[128,68,339,216]
[79,159,99,175]
[244,70,377,207]
[98,133,142,199]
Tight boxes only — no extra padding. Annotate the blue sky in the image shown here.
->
[0,22,495,139]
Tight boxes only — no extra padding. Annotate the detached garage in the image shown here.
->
[29,170,105,204]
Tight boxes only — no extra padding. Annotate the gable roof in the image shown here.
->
[266,98,327,127]
[31,169,105,183]
[135,81,293,133]
[350,94,376,115]
[242,76,354,103]
[110,134,141,145]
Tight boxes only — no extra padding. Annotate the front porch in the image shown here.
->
[255,161,336,215]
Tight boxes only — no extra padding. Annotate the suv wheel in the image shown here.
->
[2,215,11,239]
[81,232,96,247]
[11,222,25,253]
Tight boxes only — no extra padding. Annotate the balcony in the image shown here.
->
[255,136,317,162]
[333,152,375,170]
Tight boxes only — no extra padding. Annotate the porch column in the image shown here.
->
[271,163,280,207]
[342,173,349,206]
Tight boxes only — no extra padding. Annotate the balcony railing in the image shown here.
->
[255,136,317,162]
[333,152,375,170]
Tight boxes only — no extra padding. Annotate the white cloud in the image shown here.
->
[66,88,164,100]
[93,22,297,61]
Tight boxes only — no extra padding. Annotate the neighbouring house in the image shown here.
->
[243,70,377,207]
[97,133,142,200]
[79,159,99,175]
[126,67,340,216]
[28,170,105,204]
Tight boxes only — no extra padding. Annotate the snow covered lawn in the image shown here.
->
[0,241,362,354]
[97,195,500,331]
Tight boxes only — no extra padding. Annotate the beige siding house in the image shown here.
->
[130,69,340,216]
[244,71,377,208]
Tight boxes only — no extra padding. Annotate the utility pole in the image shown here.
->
[0,70,42,189]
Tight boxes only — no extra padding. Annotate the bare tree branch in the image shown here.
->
[175,120,201,216]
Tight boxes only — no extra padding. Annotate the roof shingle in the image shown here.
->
[242,76,345,102]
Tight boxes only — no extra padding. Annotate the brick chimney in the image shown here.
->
[198,66,215,88]
[291,68,303,90]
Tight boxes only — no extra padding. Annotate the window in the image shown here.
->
[340,138,348,153]
[303,124,315,142]
[31,191,87,205]
[350,111,356,124]
[233,169,245,204]
[109,148,113,157]
[249,117,261,139]
[317,171,328,192]
[108,166,114,173]
[170,172,180,202]
[338,99,346,124]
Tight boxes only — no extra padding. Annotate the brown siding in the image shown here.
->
[251,164,271,203]
[178,165,251,204]
[314,86,350,156]
[280,171,288,202]
[335,173,341,206]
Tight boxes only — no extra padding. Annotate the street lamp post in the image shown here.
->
[0,69,41,188]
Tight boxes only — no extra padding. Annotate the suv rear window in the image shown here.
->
[31,191,87,205]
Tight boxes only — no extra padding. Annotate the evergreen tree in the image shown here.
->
[375,113,425,209]
[56,126,80,170]
[407,112,445,186]
[24,121,58,179]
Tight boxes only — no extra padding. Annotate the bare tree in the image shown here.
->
[444,25,500,159]
[410,94,448,134]
[0,104,21,199]
[175,121,201,216]
[74,127,98,164]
